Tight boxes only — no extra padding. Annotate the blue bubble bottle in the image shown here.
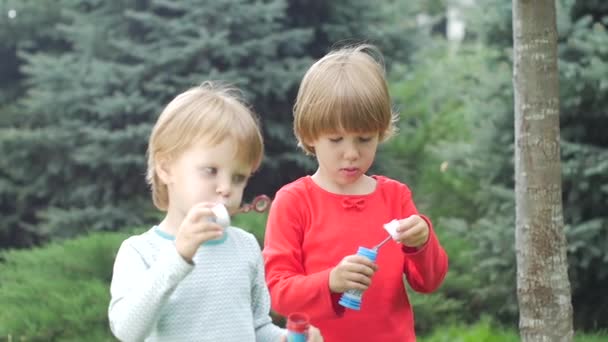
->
[338,246,378,310]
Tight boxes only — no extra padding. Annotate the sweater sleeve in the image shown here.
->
[108,238,193,342]
[263,189,340,321]
[402,217,449,293]
[250,239,287,342]
[399,188,449,293]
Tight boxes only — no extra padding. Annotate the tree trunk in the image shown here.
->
[512,0,573,341]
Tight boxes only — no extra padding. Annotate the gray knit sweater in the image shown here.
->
[108,226,285,341]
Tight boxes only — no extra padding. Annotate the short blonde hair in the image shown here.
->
[146,82,263,211]
[293,44,398,155]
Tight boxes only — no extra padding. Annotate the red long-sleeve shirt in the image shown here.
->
[263,175,448,342]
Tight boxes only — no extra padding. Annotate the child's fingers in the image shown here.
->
[397,222,429,247]
[307,325,324,341]
[330,257,375,293]
[396,215,420,233]
[345,272,373,287]
[343,261,375,277]
[195,226,224,239]
[179,211,223,242]
[187,203,215,222]
[336,262,374,288]
[398,225,419,240]
[345,255,377,271]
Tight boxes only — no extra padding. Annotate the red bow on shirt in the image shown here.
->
[341,198,366,211]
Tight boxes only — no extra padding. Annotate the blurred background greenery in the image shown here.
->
[0,0,606,340]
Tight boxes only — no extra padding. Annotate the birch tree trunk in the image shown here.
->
[512,0,573,341]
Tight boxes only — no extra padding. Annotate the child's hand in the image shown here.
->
[175,203,224,262]
[280,325,324,342]
[394,215,429,249]
[306,326,323,341]
[329,255,377,293]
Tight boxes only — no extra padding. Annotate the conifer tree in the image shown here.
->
[0,0,409,246]
[1,0,313,241]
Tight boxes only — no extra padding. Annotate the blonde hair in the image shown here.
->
[293,44,398,154]
[146,82,264,211]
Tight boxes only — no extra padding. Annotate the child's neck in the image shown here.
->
[158,209,184,236]
[311,172,376,195]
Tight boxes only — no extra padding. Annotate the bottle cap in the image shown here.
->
[356,246,378,262]
[210,203,230,228]
[286,312,310,333]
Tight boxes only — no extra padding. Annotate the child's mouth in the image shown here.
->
[340,168,359,177]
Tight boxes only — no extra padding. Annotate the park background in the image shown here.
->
[0,0,606,340]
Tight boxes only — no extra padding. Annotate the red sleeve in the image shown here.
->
[399,185,449,293]
[262,189,341,321]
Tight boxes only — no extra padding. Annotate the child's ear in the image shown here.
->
[305,142,316,155]
[300,138,315,154]
[155,157,173,185]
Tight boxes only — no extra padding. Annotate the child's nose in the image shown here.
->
[344,145,359,160]
[216,180,232,197]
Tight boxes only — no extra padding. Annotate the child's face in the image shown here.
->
[162,138,252,218]
[309,131,379,191]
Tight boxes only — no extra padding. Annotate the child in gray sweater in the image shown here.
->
[108,83,322,342]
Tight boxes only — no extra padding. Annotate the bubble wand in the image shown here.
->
[210,195,272,228]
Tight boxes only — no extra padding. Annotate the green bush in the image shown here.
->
[0,215,270,341]
[0,231,134,341]
[381,40,516,332]
[419,317,519,342]
[2,217,606,340]
[232,211,269,246]
[409,219,486,335]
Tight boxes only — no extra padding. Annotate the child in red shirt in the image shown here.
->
[263,44,449,342]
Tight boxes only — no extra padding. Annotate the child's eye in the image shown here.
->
[201,167,217,176]
[358,136,373,143]
[329,137,343,143]
[233,174,248,184]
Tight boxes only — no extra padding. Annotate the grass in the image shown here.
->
[419,318,608,342]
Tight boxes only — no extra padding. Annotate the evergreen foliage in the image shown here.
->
[1,0,311,246]
[0,230,131,341]
[459,0,608,330]
[381,39,515,331]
